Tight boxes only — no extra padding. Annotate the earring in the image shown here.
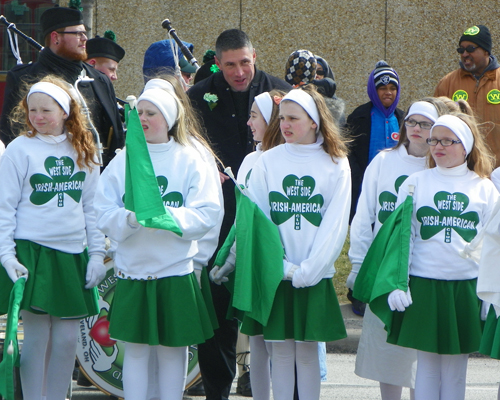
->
[56,41,59,45]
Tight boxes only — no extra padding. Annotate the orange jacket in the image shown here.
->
[435,63,500,166]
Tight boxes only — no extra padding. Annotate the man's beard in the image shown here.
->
[57,45,87,62]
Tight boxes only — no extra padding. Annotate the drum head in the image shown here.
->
[76,260,200,398]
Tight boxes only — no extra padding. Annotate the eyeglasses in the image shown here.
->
[405,119,434,130]
[316,70,325,76]
[426,138,462,146]
[457,45,479,54]
[56,31,88,39]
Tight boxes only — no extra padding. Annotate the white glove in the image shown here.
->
[388,288,413,312]
[346,271,358,290]
[209,262,235,285]
[85,255,107,289]
[127,212,140,228]
[283,260,299,281]
[194,269,202,289]
[3,258,28,283]
[481,301,491,321]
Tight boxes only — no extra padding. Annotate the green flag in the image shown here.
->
[124,107,182,236]
[0,277,26,400]
[232,188,284,326]
[353,192,413,332]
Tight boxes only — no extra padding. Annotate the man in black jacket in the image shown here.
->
[0,6,124,168]
[188,29,290,400]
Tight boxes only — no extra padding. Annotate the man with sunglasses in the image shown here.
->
[435,25,500,165]
[0,6,124,168]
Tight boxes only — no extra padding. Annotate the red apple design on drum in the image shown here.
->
[89,316,116,347]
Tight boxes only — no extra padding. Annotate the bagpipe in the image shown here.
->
[161,18,200,71]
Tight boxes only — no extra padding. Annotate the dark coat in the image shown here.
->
[188,68,291,242]
[0,48,124,167]
[346,101,405,221]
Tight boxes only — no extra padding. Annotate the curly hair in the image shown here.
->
[10,75,97,170]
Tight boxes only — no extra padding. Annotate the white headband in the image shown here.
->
[431,114,474,155]
[254,92,273,125]
[27,82,71,115]
[406,101,439,123]
[138,88,180,130]
[281,89,320,132]
[144,78,176,94]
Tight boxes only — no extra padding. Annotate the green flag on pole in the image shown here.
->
[0,277,26,400]
[124,107,182,236]
[353,190,414,332]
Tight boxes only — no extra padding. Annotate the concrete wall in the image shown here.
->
[89,0,500,116]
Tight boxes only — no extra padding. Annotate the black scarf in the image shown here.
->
[37,47,84,83]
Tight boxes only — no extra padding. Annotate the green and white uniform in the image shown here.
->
[349,145,424,387]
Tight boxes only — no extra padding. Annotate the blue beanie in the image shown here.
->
[143,39,196,78]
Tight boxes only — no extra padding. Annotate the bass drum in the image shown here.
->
[75,259,200,399]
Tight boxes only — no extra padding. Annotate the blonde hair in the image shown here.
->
[427,112,495,177]
[260,89,287,151]
[11,75,97,169]
[293,85,349,159]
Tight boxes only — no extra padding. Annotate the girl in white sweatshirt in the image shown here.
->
[94,85,221,400]
[0,76,106,400]
[389,113,498,400]
[244,85,350,400]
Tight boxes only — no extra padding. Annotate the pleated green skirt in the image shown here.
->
[388,276,482,354]
[0,239,98,318]
[107,272,214,347]
[240,279,346,342]
[479,305,500,359]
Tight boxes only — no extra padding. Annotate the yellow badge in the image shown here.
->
[463,26,480,36]
[487,89,500,104]
[452,90,468,101]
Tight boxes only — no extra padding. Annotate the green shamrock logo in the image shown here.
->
[268,175,324,230]
[156,176,183,207]
[30,156,86,207]
[378,175,408,224]
[416,191,479,243]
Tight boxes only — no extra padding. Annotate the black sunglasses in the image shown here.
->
[457,45,479,54]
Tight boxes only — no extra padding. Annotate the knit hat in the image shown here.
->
[40,6,84,37]
[367,60,401,118]
[143,39,195,78]
[86,31,125,62]
[194,50,220,85]
[373,61,399,89]
[459,25,492,54]
[285,50,317,86]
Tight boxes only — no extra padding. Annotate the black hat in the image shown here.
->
[41,6,84,37]
[459,25,492,54]
[86,31,125,62]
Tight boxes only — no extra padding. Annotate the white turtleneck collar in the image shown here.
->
[35,131,67,144]
[436,162,469,176]
[146,137,174,153]
[284,133,324,158]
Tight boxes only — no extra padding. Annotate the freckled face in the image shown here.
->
[279,101,317,145]
[28,93,67,136]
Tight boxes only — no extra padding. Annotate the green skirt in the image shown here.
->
[240,279,346,342]
[200,267,219,330]
[479,305,500,359]
[388,276,482,354]
[0,239,98,318]
[107,272,214,347]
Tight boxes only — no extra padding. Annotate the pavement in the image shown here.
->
[45,304,500,398]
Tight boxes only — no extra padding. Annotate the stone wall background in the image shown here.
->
[84,0,499,116]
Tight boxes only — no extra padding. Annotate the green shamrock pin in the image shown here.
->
[157,176,183,207]
[29,156,86,207]
[416,191,479,243]
[377,175,408,223]
[269,175,324,230]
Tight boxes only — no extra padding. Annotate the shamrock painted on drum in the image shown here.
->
[29,156,86,207]
[269,174,324,230]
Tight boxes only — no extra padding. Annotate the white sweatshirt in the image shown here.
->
[94,139,222,280]
[237,143,263,188]
[0,140,5,159]
[248,137,351,288]
[349,145,426,269]
[0,133,104,263]
[397,164,499,281]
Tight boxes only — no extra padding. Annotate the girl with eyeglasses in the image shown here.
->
[347,98,450,400]
[385,113,498,400]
